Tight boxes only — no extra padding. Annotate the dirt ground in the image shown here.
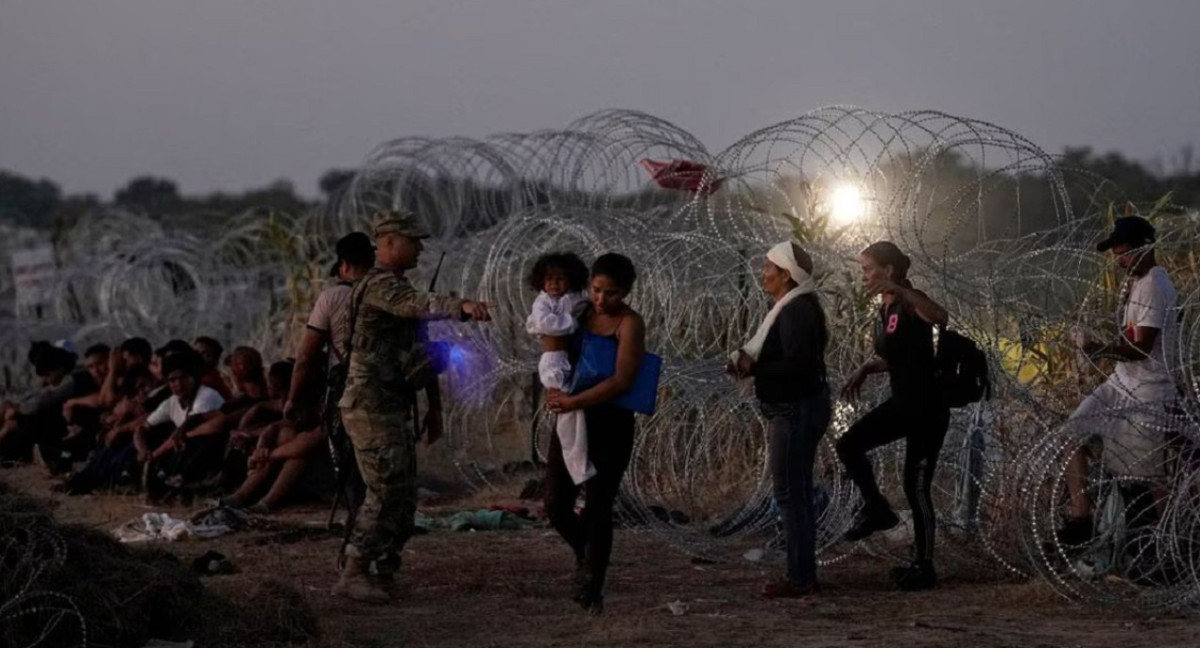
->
[6,464,1199,648]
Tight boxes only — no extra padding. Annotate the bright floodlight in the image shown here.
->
[829,184,867,223]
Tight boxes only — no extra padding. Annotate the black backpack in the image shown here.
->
[936,328,991,408]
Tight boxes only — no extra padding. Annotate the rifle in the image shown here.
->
[330,277,371,560]
[323,364,356,530]
[413,251,448,442]
[427,251,446,293]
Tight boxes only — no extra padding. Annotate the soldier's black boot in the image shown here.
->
[333,556,390,604]
[374,553,402,594]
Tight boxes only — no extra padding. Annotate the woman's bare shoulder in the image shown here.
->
[619,309,646,335]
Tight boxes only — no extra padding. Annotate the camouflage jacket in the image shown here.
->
[338,266,465,411]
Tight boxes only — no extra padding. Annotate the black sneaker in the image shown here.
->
[1055,516,1094,546]
[891,560,937,591]
[844,506,901,542]
[571,562,604,614]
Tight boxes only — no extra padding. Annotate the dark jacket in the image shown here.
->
[752,294,828,404]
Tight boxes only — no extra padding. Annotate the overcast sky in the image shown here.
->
[2,1,1198,198]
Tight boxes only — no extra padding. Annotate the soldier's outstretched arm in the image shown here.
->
[368,278,468,321]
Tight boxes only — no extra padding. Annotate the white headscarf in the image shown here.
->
[732,241,817,362]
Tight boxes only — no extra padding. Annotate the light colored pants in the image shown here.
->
[1068,377,1175,479]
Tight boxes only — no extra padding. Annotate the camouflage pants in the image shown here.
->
[339,407,418,565]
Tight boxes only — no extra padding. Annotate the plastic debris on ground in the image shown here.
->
[414,507,537,532]
[666,600,688,616]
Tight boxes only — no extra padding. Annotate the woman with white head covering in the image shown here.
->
[728,240,831,599]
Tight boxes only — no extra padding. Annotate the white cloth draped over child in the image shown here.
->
[528,291,595,484]
[730,241,817,363]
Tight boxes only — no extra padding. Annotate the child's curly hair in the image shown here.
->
[526,252,590,292]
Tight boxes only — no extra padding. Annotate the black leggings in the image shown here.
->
[836,396,950,562]
[544,404,635,598]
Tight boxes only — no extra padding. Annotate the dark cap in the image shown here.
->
[1097,216,1156,252]
[329,231,376,277]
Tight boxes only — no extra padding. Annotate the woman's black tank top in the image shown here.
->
[873,293,937,401]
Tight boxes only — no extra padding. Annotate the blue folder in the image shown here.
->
[569,331,663,415]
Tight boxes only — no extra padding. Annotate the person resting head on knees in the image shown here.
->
[0,342,79,466]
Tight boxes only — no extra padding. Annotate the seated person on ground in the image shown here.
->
[60,365,161,494]
[139,352,226,494]
[193,336,233,400]
[94,337,153,412]
[156,340,232,400]
[99,366,161,447]
[178,347,271,452]
[221,346,271,412]
[228,360,293,452]
[0,342,88,470]
[101,345,174,450]
[222,415,330,513]
[62,343,112,447]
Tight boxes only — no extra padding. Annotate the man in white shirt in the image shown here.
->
[136,352,225,470]
[1055,216,1178,549]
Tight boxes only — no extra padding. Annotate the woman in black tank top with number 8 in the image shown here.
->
[836,241,952,591]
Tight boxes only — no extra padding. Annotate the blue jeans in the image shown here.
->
[762,387,832,588]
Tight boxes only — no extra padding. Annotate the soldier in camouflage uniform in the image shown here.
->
[333,210,491,603]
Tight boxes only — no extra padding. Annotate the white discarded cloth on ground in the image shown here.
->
[115,510,241,543]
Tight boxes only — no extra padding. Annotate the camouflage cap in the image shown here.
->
[372,208,430,239]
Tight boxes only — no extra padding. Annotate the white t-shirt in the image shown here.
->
[1113,265,1177,397]
[146,385,225,427]
[526,291,589,337]
[307,282,354,365]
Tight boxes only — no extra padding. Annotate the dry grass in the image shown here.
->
[0,476,319,648]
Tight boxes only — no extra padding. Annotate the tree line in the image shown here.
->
[2,146,1199,234]
[0,169,357,231]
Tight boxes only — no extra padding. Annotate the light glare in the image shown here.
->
[830,184,867,223]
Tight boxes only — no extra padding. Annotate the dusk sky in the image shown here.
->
[3,1,1198,198]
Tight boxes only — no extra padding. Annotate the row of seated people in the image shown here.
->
[0,336,333,512]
